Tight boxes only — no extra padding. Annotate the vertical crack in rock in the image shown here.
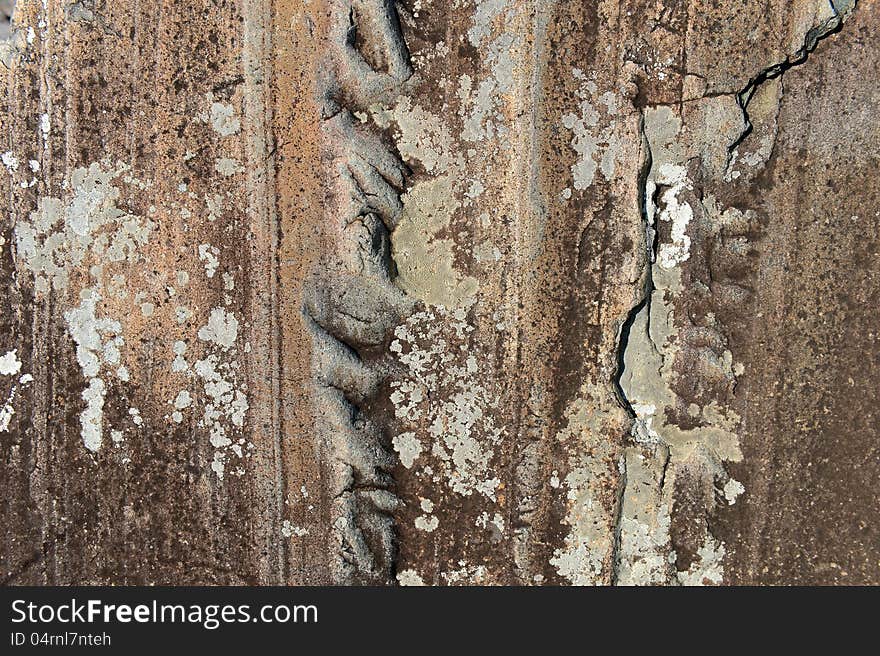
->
[304,0,415,585]
[613,110,655,421]
[611,104,682,587]
[612,0,859,586]
[610,109,654,585]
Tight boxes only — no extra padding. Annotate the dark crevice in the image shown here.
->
[657,446,671,492]
[612,110,655,420]
[728,1,856,158]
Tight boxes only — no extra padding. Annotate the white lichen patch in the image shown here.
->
[372,97,465,176]
[198,243,219,278]
[392,431,423,468]
[170,389,192,423]
[171,340,189,373]
[14,160,154,294]
[192,342,249,479]
[396,569,426,586]
[618,511,674,585]
[214,158,243,177]
[458,0,521,147]
[547,393,623,585]
[173,389,192,409]
[0,350,22,376]
[0,369,31,433]
[64,289,128,452]
[2,151,20,173]
[197,307,239,349]
[476,511,505,536]
[723,478,745,505]
[390,306,504,500]
[415,496,440,533]
[209,101,241,137]
[10,160,156,451]
[205,193,225,222]
[467,0,510,49]
[175,306,193,324]
[652,163,693,269]
[561,68,624,190]
[548,459,612,584]
[615,449,676,586]
[414,514,439,532]
[676,535,726,586]
[281,519,309,538]
[196,92,241,137]
[0,397,14,432]
[441,561,489,585]
[79,378,106,451]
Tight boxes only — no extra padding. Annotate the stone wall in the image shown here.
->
[1,0,876,585]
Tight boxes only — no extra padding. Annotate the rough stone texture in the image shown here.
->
[0,0,876,585]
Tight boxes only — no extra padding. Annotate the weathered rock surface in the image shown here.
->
[0,0,876,585]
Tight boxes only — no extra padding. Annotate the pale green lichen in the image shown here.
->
[393,176,478,308]
[64,289,125,452]
[13,161,155,451]
[372,99,478,308]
